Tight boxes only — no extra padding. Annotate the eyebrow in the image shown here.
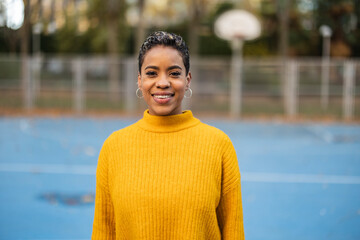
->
[144,65,183,71]
[167,65,182,71]
[144,65,159,70]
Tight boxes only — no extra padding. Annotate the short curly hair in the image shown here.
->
[138,31,190,75]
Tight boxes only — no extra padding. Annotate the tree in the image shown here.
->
[20,0,31,109]
[186,0,204,56]
[316,0,356,57]
[135,0,146,53]
[87,0,128,101]
[277,0,289,58]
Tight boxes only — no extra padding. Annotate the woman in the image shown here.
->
[92,31,244,239]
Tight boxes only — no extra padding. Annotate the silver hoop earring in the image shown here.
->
[136,88,143,98]
[184,88,192,98]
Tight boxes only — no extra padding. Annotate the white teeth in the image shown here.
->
[154,95,172,99]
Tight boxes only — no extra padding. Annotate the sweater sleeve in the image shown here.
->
[92,139,116,240]
[216,137,245,239]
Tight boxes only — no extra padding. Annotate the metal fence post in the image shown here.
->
[108,55,120,102]
[280,59,287,117]
[343,61,355,120]
[23,56,34,111]
[285,60,298,117]
[230,39,243,118]
[124,57,136,112]
[32,54,42,97]
[73,58,85,113]
[321,50,330,110]
[320,26,332,110]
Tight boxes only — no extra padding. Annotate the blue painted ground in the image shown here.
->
[0,116,359,239]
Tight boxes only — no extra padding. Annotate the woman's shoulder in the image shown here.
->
[196,121,232,142]
[102,123,138,146]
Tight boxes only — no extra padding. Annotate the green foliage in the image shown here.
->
[88,27,108,53]
[315,0,358,57]
[208,2,235,22]
[55,22,92,53]
[198,35,230,56]
[50,0,130,54]
[41,34,57,53]
[2,0,359,57]
[0,28,10,53]
[190,1,233,56]
[243,39,272,57]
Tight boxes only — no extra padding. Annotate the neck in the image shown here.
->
[137,110,200,133]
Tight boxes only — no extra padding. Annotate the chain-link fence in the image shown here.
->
[0,55,359,120]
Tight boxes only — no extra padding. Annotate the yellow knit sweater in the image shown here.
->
[92,110,244,239]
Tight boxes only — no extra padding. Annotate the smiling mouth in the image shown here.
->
[151,93,175,99]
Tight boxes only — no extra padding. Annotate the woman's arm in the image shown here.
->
[216,137,245,239]
[216,183,244,239]
[92,141,116,239]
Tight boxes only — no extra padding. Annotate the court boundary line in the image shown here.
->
[243,172,360,184]
[1,163,360,184]
[0,163,96,175]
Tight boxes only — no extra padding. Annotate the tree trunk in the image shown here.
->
[21,0,30,59]
[21,0,31,110]
[187,0,200,55]
[277,0,289,114]
[186,0,204,110]
[107,20,120,102]
[135,0,146,54]
[277,0,289,59]
[107,0,121,102]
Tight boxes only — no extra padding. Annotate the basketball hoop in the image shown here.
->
[214,10,261,118]
[214,10,261,41]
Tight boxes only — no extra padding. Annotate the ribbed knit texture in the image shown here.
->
[92,110,244,240]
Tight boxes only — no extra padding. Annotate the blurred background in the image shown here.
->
[0,0,360,239]
[0,0,359,119]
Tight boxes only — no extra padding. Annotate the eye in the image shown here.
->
[170,71,181,77]
[145,71,157,77]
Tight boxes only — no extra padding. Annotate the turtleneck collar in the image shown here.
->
[136,110,201,133]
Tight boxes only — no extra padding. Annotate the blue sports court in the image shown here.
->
[0,116,359,239]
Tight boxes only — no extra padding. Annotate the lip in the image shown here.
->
[151,92,174,104]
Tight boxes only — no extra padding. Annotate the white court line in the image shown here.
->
[1,163,360,184]
[0,163,96,175]
[242,172,360,184]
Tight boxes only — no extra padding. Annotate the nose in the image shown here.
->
[156,74,170,88]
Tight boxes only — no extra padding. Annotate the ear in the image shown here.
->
[186,72,192,89]
[137,73,141,89]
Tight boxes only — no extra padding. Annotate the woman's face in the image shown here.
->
[138,46,191,116]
